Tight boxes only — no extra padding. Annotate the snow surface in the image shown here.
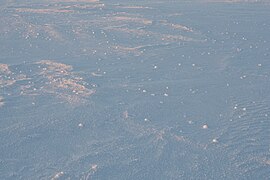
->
[0,0,270,179]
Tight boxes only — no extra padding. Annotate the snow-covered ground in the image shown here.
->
[0,0,270,179]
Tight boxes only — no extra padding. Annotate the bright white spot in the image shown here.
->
[78,123,84,127]
[52,171,64,180]
[212,138,218,143]
[164,93,169,97]
[236,48,242,52]
[91,164,98,171]
[202,124,208,129]
[240,75,246,79]
[242,107,246,111]
[258,64,262,67]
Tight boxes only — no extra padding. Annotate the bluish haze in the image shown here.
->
[0,0,270,179]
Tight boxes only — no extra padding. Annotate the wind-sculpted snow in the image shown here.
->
[0,0,202,58]
[221,97,270,178]
[0,60,95,105]
[0,63,27,87]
